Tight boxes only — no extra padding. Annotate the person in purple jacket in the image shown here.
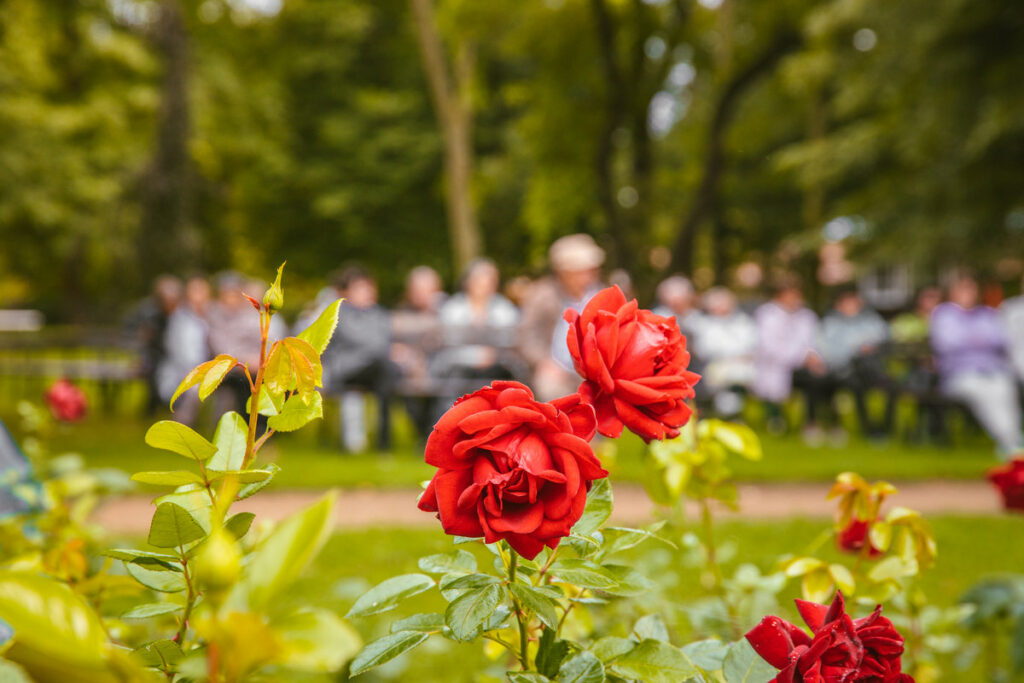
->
[930,273,1023,457]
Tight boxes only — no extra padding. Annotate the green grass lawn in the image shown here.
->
[285,515,1024,682]
[37,408,997,489]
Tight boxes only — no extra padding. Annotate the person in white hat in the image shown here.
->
[518,234,605,400]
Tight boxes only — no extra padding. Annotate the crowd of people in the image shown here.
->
[131,234,1024,459]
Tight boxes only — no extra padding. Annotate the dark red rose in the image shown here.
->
[988,458,1024,511]
[44,379,87,422]
[417,381,607,559]
[746,592,914,683]
[564,286,699,442]
[837,518,883,558]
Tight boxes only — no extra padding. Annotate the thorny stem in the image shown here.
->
[507,551,530,670]
[557,586,586,633]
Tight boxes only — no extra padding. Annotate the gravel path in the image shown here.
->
[91,480,1002,534]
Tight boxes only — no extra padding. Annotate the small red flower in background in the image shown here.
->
[988,458,1024,511]
[564,285,700,442]
[44,378,87,422]
[746,591,914,683]
[837,517,883,558]
[418,381,607,559]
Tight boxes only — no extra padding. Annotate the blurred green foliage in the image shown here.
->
[1,0,1022,317]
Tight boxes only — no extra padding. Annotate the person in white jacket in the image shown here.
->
[690,287,756,418]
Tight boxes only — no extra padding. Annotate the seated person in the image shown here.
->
[819,287,894,439]
[391,266,446,439]
[931,274,1023,457]
[690,287,756,418]
[323,266,399,453]
[434,259,522,409]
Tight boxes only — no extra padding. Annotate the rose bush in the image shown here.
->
[837,518,883,558]
[747,592,913,682]
[43,378,87,422]
[988,458,1024,511]
[418,380,606,559]
[565,285,699,441]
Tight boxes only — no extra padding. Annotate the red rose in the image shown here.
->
[44,379,87,422]
[988,458,1024,511]
[837,518,883,558]
[417,381,607,559]
[746,592,914,683]
[564,286,699,442]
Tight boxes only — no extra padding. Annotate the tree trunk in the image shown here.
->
[138,0,192,277]
[410,0,482,274]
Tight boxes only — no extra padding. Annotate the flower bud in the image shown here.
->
[262,262,285,312]
[194,529,242,594]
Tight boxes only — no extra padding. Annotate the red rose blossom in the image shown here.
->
[837,518,883,558]
[564,285,699,442]
[746,592,914,683]
[44,378,87,422]
[988,458,1024,511]
[417,381,607,559]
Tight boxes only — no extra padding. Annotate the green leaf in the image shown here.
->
[597,564,653,596]
[209,469,275,484]
[609,639,699,683]
[226,492,336,610]
[208,412,247,471]
[168,354,235,411]
[703,420,762,460]
[507,673,550,683]
[133,640,183,669]
[445,583,505,641]
[297,299,342,354]
[145,421,217,461]
[349,631,429,677]
[267,391,324,432]
[418,550,477,575]
[126,562,186,593]
[102,549,181,571]
[573,478,612,536]
[154,489,214,534]
[237,463,280,499]
[274,608,362,673]
[246,386,285,417]
[390,613,444,634]
[224,512,256,540]
[440,573,501,592]
[148,503,205,549]
[633,614,670,642]
[536,627,569,678]
[346,574,436,618]
[131,471,204,487]
[549,559,619,590]
[559,651,605,683]
[509,583,559,630]
[590,636,635,663]
[198,355,235,401]
[120,603,180,620]
[722,639,779,683]
[0,572,112,681]
[682,639,729,672]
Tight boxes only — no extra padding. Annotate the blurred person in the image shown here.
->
[608,268,635,301]
[391,266,446,440]
[753,275,824,438]
[733,261,766,315]
[519,234,605,400]
[157,276,212,425]
[931,274,1022,456]
[323,266,398,453]
[891,286,942,344]
[503,275,533,307]
[126,275,182,414]
[890,286,945,442]
[652,275,700,337]
[434,259,522,408]
[690,287,756,418]
[819,287,894,440]
[207,272,263,416]
[1001,275,1024,386]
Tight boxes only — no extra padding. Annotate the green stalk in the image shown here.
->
[507,550,530,670]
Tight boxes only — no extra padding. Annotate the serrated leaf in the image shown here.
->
[440,573,501,592]
[418,550,477,575]
[609,639,698,683]
[148,503,205,549]
[121,603,181,620]
[390,613,444,634]
[633,614,670,642]
[536,626,569,678]
[199,355,235,401]
[509,583,559,630]
[103,549,181,571]
[237,463,280,499]
[145,421,217,461]
[722,639,779,683]
[297,299,342,354]
[246,386,285,417]
[573,478,612,536]
[209,469,274,484]
[349,631,429,677]
[267,392,323,432]
[131,471,205,487]
[591,636,635,663]
[549,559,619,590]
[126,561,186,592]
[682,639,729,671]
[445,583,504,641]
[169,355,236,410]
[133,639,183,669]
[598,564,653,596]
[559,651,605,683]
[507,673,550,683]
[346,574,436,618]
[209,412,247,471]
